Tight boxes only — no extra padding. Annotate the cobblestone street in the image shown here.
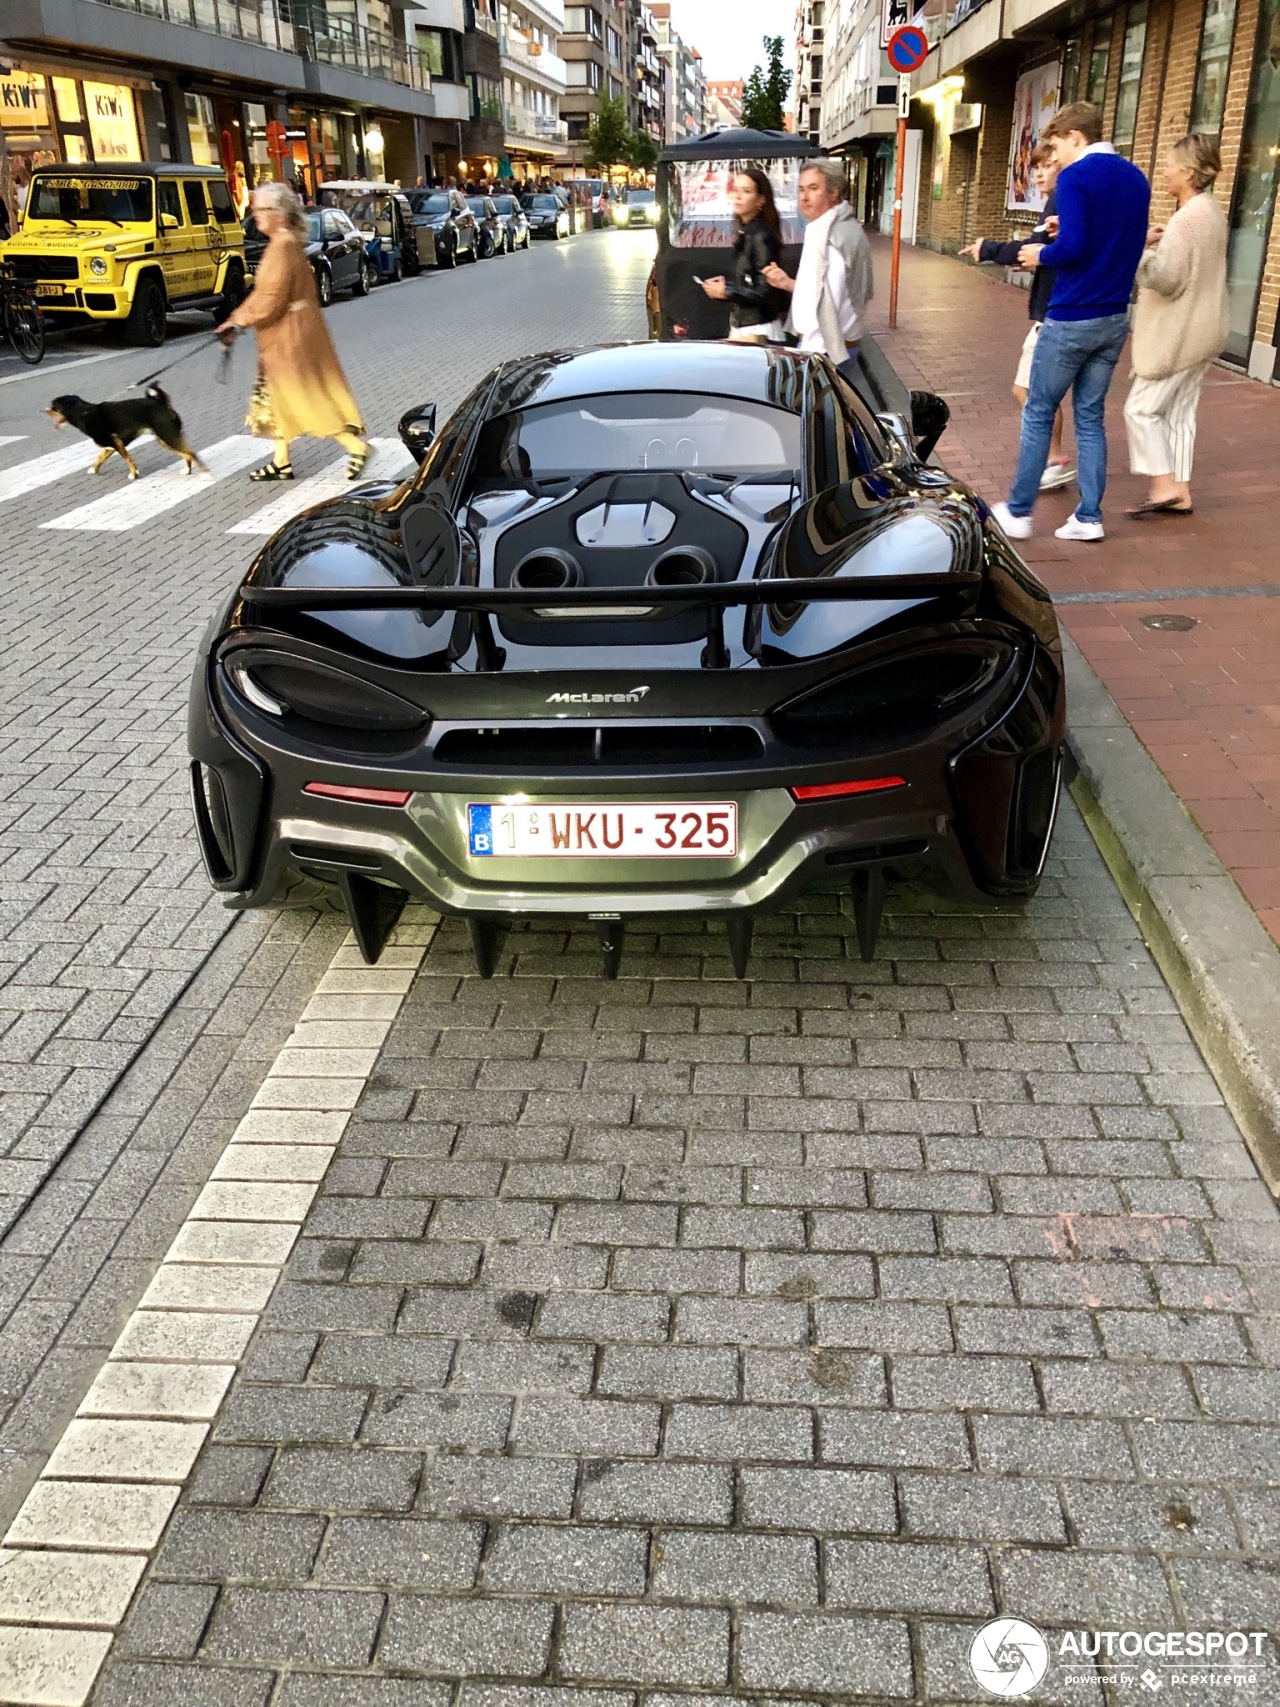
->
[0,230,1277,1706]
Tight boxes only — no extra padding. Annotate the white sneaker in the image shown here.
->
[1039,462,1076,492]
[991,501,1033,540]
[1055,513,1105,542]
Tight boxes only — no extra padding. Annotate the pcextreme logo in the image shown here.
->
[545,686,650,705]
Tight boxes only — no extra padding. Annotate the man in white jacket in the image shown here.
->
[764,159,873,381]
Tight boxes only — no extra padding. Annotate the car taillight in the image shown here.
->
[304,783,411,806]
[789,776,907,802]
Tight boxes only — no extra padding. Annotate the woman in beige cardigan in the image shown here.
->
[1123,134,1229,518]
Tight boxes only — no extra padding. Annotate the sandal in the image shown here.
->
[1126,498,1193,518]
[346,443,372,481]
[249,460,294,482]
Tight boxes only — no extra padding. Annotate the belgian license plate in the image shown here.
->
[35,283,67,298]
[467,801,738,858]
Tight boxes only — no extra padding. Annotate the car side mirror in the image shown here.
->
[875,411,914,458]
[398,403,437,464]
[160,213,179,230]
[910,390,950,462]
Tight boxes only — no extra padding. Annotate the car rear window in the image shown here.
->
[523,195,559,210]
[411,193,451,212]
[473,392,801,480]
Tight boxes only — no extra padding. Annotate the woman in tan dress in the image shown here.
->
[217,181,371,483]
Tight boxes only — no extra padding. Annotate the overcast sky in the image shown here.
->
[668,0,797,83]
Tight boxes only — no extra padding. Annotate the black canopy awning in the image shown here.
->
[658,128,821,163]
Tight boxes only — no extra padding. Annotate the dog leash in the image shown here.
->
[132,327,240,390]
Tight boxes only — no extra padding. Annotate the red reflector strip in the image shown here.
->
[304,783,412,807]
[789,776,907,803]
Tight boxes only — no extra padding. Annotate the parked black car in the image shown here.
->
[491,193,531,252]
[241,207,373,304]
[466,195,503,260]
[404,189,480,268]
[521,192,571,240]
[190,340,1065,985]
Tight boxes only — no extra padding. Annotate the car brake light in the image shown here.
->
[789,776,907,802]
[304,782,412,807]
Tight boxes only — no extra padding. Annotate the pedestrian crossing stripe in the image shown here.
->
[0,441,101,507]
[227,438,413,536]
[43,437,272,532]
[0,436,25,451]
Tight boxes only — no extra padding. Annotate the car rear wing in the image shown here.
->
[240,572,981,671]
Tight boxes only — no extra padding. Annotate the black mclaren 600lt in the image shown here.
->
[189,341,1066,978]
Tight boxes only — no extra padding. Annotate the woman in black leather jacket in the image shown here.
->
[699,167,788,342]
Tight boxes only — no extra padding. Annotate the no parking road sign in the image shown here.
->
[886,23,929,72]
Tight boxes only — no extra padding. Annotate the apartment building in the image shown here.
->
[647,2,704,141]
[705,77,744,127]
[499,0,568,175]
[895,0,1279,380]
[795,0,825,143]
[0,0,458,219]
[820,0,908,226]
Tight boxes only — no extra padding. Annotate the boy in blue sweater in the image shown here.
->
[992,101,1150,543]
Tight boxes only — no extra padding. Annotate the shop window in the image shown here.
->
[1111,1,1147,154]
[158,180,183,225]
[1060,37,1082,103]
[1085,19,1111,108]
[1190,0,1238,133]
[186,91,219,166]
[51,77,82,123]
[84,82,140,162]
[1223,0,1280,358]
[184,180,211,224]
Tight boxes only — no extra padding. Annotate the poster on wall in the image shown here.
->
[1006,61,1061,211]
[84,83,141,163]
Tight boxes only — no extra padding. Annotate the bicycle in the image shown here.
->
[0,264,46,365]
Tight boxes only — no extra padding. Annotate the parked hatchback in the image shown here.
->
[404,188,480,267]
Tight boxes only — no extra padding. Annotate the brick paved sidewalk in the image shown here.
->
[865,238,1280,944]
[87,803,1280,1707]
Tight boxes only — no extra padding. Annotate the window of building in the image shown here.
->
[1111,0,1147,154]
[1060,36,1082,103]
[418,28,462,81]
[1190,0,1238,132]
[83,82,141,163]
[1085,17,1112,107]
[607,25,622,62]
[564,5,603,34]
[567,59,603,88]
[185,91,219,166]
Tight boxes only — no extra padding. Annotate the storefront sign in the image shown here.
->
[0,70,49,129]
[881,0,925,49]
[84,82,141,163]
[1006,61,1060,211]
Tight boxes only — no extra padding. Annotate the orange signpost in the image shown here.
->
[884,25,929,330]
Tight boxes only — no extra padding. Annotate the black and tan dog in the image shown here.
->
[47,385,207,480]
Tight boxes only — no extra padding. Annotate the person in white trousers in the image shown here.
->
[1124,134,1229,518]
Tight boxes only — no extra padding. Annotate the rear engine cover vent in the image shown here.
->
[434,724,764,768]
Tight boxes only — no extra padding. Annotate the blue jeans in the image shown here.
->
[1009,313,1129,524]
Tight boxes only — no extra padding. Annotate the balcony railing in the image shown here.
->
[64,0,433,90]
[300,16,433,90]
[500,33,569,84]
[945,0,995,29]
[503,99,568,142]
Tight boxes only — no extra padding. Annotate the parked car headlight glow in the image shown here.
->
[613,205,627,224]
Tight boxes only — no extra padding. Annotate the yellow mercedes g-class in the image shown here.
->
[0,162,247,347]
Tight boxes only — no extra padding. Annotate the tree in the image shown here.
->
[627,129,658,174]
[740,35,792,131]
[585,94,632,172]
